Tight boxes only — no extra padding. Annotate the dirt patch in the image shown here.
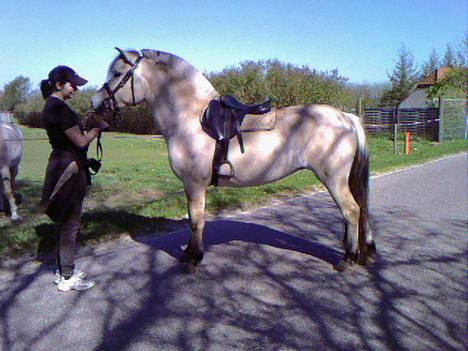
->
[85,189,167,210]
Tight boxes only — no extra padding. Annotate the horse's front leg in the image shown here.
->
[180,182,207,272]
[1,166,20,221]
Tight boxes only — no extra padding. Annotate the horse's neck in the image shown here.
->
[150,66,218,137]
[191,69,217,100]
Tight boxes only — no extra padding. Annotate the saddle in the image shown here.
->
[201,95,272,186]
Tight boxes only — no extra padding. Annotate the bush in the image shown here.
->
[109,103,158,134]
[16,111,43,128]
[15,94,44,127]
[14,89,159,134]
[206,59,355,110]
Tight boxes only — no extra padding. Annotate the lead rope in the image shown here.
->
[87,131,103,176]
[96,132,103,162]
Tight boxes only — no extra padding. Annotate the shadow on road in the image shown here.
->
[0,196,466,350]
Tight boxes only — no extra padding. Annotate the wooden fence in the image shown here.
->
[364,108,440,141]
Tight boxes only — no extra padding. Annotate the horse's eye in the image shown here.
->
[114,72,122,78]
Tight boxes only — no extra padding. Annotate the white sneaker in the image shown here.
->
[57,272,95,292]
[54,269,86,284]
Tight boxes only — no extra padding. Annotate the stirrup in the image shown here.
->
[217,160,234,178]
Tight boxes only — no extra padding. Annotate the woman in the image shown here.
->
[40,65,108,292]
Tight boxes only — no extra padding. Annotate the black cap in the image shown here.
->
[48,65,88,87]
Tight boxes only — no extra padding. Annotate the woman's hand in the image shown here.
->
[84,112,110,131]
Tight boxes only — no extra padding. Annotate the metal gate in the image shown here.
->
[438,99,467,141]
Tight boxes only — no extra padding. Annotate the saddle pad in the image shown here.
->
[240,110,276,132]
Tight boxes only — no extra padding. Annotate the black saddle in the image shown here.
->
[220,95,271,114]
[201,95,272,185]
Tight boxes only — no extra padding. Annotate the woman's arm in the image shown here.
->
[64,126,101,149]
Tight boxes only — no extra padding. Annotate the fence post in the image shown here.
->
[404,132,412,154]
[393,105,400,154]
[438,98,443,142]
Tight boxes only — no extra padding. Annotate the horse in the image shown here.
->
[0,121,24,221]
[92,48,376,272]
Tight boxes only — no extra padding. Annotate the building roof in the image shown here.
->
[399,89,429,108]
[418,66,452,86]
[400,66,455,108]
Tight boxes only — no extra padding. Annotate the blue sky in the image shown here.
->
[0,0,466,90]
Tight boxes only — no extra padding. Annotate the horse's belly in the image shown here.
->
[219,139,301,187]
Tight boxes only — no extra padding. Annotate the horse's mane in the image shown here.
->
[109,48,202,76]
[141,49,198,73]
[108,48,215,98]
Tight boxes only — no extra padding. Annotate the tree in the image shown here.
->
[420,48,440,78]
[347,82,390,111]
[380,45,419,107]
[427,66,467,101]
[455,36,467,66]
[442,44,456,67]
[0,76,31,111]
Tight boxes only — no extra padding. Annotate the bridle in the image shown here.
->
[89,51,143,171]
[97,53,144,116]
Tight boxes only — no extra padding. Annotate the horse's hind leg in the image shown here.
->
[324,174,362,269]
[180,182,207,272]
[1,165,19,221]
[364,220,377,260]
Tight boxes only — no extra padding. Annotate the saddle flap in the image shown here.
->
[202,100,239,141]
[240,110,276,132]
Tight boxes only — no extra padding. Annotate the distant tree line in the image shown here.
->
[1,37,465,133]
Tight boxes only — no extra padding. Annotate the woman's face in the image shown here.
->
[56,81,78,100]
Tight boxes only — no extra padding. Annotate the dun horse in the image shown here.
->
[0,121,24,221]
[92,48,376,271]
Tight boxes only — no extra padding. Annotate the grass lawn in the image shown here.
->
[1,126,466,258]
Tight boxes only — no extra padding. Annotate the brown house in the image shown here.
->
[400,66,452,108]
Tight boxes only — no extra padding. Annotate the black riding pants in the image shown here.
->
[56,202,83,279]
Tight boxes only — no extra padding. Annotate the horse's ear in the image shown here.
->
[115,47,132,65]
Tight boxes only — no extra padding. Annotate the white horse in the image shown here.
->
[0,121,24,221]
[92,48,376,271]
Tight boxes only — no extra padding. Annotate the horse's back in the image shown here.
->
[276,104,358,128]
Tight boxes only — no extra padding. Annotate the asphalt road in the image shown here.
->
[0,154,466,351]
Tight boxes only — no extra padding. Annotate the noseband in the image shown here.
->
[98,54,144,116]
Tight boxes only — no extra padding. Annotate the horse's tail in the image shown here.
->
[347,113,370,263]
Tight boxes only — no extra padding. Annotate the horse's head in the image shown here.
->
[93,48,216,126]
[92,48,149,116]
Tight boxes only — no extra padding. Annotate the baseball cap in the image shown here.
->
[49,65,88,87]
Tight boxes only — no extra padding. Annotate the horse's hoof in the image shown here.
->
[357,252,367,266]
[334,260,349,272]
[367,241,377,255]
[179,249,204,265]
[179,251,190,263]
[344,251,359,264]
[182,263,197,274]
[10,214,21,222]
[367,251,378,264]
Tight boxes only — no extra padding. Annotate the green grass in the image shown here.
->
[1,127,466,258]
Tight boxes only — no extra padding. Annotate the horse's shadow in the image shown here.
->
[34,208,342,268]
[135,220,341,267]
